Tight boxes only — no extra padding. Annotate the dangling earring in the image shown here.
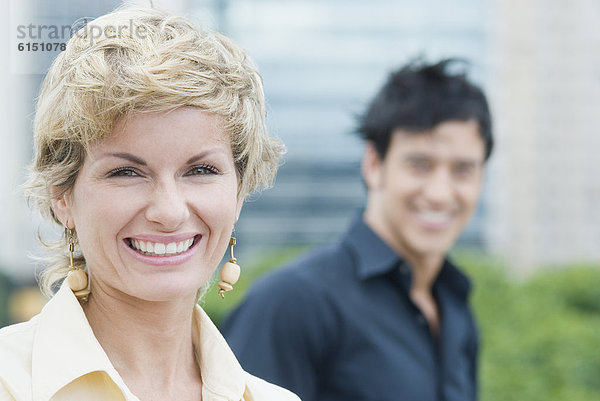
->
[217,237,241,299]
[65,227,90,302]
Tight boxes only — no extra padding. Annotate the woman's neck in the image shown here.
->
[82,286,203,400]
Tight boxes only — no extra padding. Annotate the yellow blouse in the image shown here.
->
[0,283,300,401]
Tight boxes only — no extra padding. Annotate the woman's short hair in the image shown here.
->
[23,6,284,295]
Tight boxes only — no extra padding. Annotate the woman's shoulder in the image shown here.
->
[0,318,37,358]
[244,372,301,401]
[0,318,37,396]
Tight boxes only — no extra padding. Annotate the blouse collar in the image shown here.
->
[32,281,247,401]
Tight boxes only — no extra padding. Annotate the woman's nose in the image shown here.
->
[144,181,190,231]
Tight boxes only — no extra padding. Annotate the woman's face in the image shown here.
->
[53,107,242,302]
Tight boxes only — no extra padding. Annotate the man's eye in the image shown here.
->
[108,167,139,177]
[186,164,219,176]
[409,159,432,171]
[453,164,476,177]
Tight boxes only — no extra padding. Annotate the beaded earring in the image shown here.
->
[65,227,91,302]
[217,237,241,299]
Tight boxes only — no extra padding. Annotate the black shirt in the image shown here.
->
[222,214,479,401]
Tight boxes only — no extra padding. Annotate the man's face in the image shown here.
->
[362,120,486,264]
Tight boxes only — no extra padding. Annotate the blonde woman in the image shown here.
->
[0,6,299,401]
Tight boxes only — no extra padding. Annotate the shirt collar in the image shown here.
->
[435,259,472,300]
[32,281,248,401]
[192,303,246,400]
[32,281,130,401]
[342,212,400,280]
[341,212,472,299]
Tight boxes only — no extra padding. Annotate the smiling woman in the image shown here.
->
[0,5,298,401]
[53,109,241,304]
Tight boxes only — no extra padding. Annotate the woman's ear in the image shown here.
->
[50,187,74,229]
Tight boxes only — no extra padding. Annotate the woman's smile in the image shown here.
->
[124,234,202,267]
[127,235,199,256]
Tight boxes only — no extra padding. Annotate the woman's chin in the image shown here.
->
[118,279,207,304]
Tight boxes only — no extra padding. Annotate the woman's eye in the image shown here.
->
[108,167,139,177]
[186,164,219,176]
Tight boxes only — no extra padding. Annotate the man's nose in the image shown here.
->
[422,168,454,205]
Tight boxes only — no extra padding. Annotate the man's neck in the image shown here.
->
[406,254,444,338]
[406,254,444,294]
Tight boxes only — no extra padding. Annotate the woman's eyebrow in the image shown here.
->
[106,152,147,165]
[186,149,228,165]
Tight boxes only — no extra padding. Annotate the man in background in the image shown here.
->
[222,59,493,401]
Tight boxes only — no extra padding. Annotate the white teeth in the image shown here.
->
[154,243,166,255]
[130,237,195,256]
[418,211,451,224]
[165,242,177,254]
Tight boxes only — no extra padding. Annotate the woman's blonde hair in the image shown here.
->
[23,6,284,296]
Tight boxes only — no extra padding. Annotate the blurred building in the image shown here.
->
[485,0,600,272]
[1,1,38,282]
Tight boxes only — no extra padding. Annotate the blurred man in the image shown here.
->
[222,59,493,401]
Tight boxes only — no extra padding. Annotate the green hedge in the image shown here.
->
[203,248,600,400]
[457,253,600,401]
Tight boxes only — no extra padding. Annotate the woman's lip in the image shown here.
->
[123,235,201,266]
